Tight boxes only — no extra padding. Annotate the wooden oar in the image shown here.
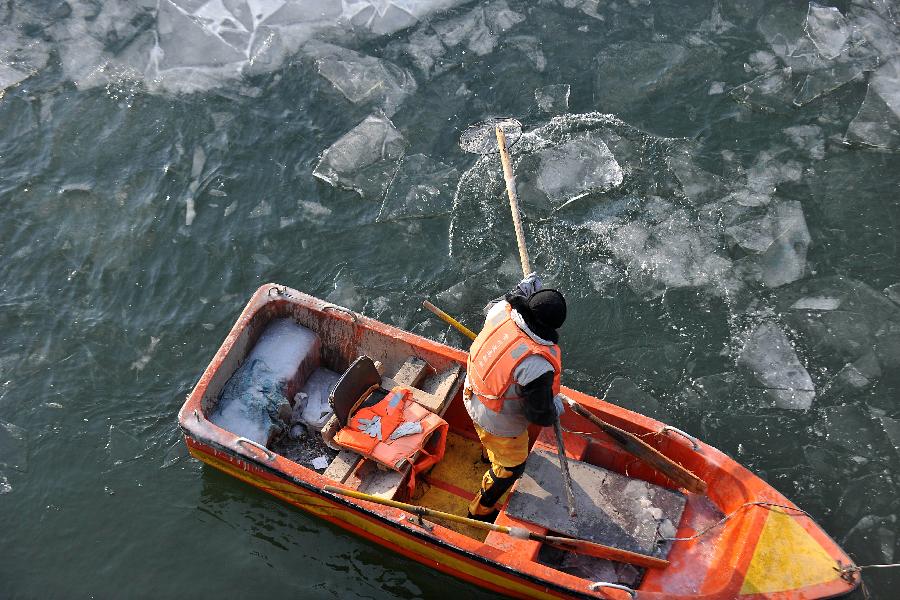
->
[562,395,708,495]
[422,300,477,341]
[323,485,668,569]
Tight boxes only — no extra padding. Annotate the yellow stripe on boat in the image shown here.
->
[191,447,562,600]
[740,510,840,595]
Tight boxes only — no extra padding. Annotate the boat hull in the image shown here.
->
[178,283,860,600]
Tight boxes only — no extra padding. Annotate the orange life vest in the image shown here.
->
[333,387,448,496]
[467,305,562,412]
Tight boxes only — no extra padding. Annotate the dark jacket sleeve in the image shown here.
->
[520,371,556,427]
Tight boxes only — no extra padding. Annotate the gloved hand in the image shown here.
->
[513,272,543,298]
[553,394,565,418]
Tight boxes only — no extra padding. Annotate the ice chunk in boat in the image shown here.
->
[736,321,814,410]
[211,358,293,445]
[726,201,811,289]
[295,368,340,432]
[534,84,571,114]
[313,113,407,200]
[377,154,459,222]
[309,43,417,116]
[210,318,321,445]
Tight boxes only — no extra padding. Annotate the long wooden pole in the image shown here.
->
[323,485,668,569]
[562,395,708,495]
[495,126,531,276]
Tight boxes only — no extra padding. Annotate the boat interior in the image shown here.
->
[198,289,719,589]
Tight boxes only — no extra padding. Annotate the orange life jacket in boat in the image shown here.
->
[467,305,562,412]
[333,387,448,496]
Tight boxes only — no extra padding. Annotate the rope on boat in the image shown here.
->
[660,501,813,542]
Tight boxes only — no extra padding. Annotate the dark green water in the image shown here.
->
[2,0,899,597]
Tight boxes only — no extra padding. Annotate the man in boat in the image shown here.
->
[464,274,566,521]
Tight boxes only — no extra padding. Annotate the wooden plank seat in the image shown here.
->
[323,357,464,499]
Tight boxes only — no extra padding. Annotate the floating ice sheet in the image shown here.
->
[0,421,27,472]
[377,154,458,222]
[805,3,852,60]
[535,84,571,114]
[736,321,814,410]
[0,64,30,94]
[313,112,407,200]
[846,59,900,149]
[21,0,474,93]
[778,276,900,370]
[595,42,688,112]
[533,134,624,206]
[309,42,417,115]
[726,201,811,289]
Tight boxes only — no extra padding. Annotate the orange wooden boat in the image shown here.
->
[178,283,861,599]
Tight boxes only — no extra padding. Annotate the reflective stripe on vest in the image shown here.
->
[467,305,562,413]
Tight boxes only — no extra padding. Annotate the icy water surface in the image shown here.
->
[2,0,900,597]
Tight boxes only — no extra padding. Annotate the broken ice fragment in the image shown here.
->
[0,64,30,95]
[784,125,825,160]
[377,154,459,222]
[0,421,27,472]
[595,42,688,112]
[534,134,623,206]
[313,113,407,200]
[804,3,851,60]
[727,201,811,289]
[730,68,796,113]
[885,283,900,305]
[310,43,417,116]
[535,84,571,114]
[846,59,900,149]
[790,296,841,311]
[736,321,814,410]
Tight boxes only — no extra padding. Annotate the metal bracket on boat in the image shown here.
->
[323,304,359,323]
[400,513,435,533]
[193,409,202,423]
[268,285,291,298]
[588,582,636,598]
[235,437,276,462]
[658,426,700,452]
